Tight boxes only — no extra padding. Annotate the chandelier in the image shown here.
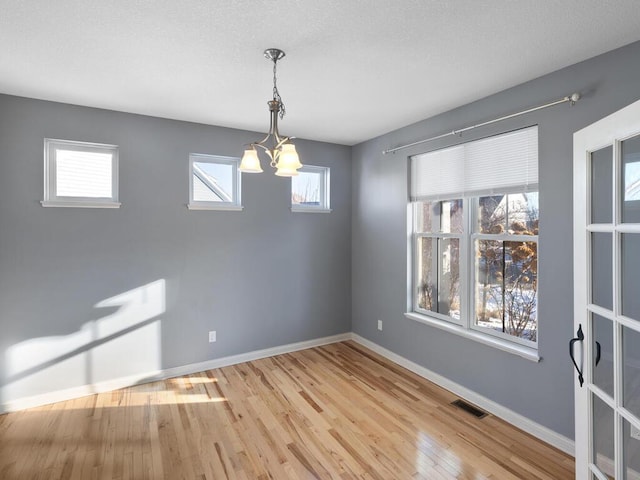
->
[239,48,302,177]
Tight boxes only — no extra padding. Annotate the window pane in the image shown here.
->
[475,240,504,332]
[504,240,537,341]
[417,237,435,311]
[416,200,463,233]
[415,202,435,233]
[192,161,234,202]
[591,146,613,224]
[478,195,506,233]
[507,193,539,235]
[417,237,460,319]
[292,170,321,206]
[56,149,113,198]
[475,239,537,341]
[622,234,640,321]
[622,417,640,480]
[440,200,463,233]
[622,134,640,223]
[477,193,539,235]
[592,394,615,479]
[438,238,460,318]
[592,232,613,311]
[623,325,640,419]
[592,314,614,399]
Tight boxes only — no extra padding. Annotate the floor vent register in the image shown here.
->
[451,399,488,419]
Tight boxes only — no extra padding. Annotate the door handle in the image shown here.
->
[569,324,584,387]
[595,340,601,367]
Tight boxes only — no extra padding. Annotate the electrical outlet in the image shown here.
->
[632,425,640,440]
[208,330,216,343]
[377,320,383,331]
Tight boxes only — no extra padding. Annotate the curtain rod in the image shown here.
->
[382,92,581,155]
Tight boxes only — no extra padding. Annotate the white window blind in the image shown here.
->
[42,138,120,208]
[56,149,113,198]
[410,126,538,201]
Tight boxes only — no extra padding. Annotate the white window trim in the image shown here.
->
[406,196,540,360]
[404,312,540,362]
[42,138,120,208]
[187,153,243,211]
[291,165,331,213]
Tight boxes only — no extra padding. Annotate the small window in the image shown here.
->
[42,138,120,208]
[188,154,242,211]
[291,165,330,212]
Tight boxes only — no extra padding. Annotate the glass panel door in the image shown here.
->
[574,98,640,480]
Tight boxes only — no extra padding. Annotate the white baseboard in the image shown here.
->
[350,333,575,457]
[0,332,351,414]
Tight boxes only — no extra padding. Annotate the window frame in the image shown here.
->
[407,195,539,361]
[42,138,120,208]
[406,126,540,361]
[290,165,331,213]
[187,153,243,211]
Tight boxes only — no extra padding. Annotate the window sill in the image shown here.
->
[404,312,540,362]
[41,200,121,209]
[291,207,332,213]
[187,204,243,211]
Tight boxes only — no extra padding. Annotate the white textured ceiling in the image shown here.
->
[1,1,640,146]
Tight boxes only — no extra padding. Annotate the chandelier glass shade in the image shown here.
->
[240,48,302,177]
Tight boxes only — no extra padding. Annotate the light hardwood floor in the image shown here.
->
[0,341,574,479]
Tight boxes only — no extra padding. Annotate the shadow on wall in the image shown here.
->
[2,280,166,409]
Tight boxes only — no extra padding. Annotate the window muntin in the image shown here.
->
[42,138,119,208]
[188,154,242,210]
[291,165,330,212]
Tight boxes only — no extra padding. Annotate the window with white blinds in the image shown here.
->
[410,126,538,201]
[42,139,120,208]
[407,125,540,357]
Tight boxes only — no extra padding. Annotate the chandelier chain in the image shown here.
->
[272,60,286,119]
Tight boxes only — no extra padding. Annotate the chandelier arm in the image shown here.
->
[274,136,292,150]
[255,130,272,146]
[253,143,277,165]
[252,143,270,154]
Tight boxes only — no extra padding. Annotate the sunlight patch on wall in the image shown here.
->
[3,280,166,404]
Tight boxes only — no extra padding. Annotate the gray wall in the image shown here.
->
[0,95,352,406]
[351,40,640,439]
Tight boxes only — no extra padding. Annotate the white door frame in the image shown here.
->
[573,97,640,480]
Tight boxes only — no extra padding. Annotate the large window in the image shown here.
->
[188,154,242,211]
[408,126,539,354]
[42,138,120,208]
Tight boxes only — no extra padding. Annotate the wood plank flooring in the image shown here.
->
[0,341,574,479]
